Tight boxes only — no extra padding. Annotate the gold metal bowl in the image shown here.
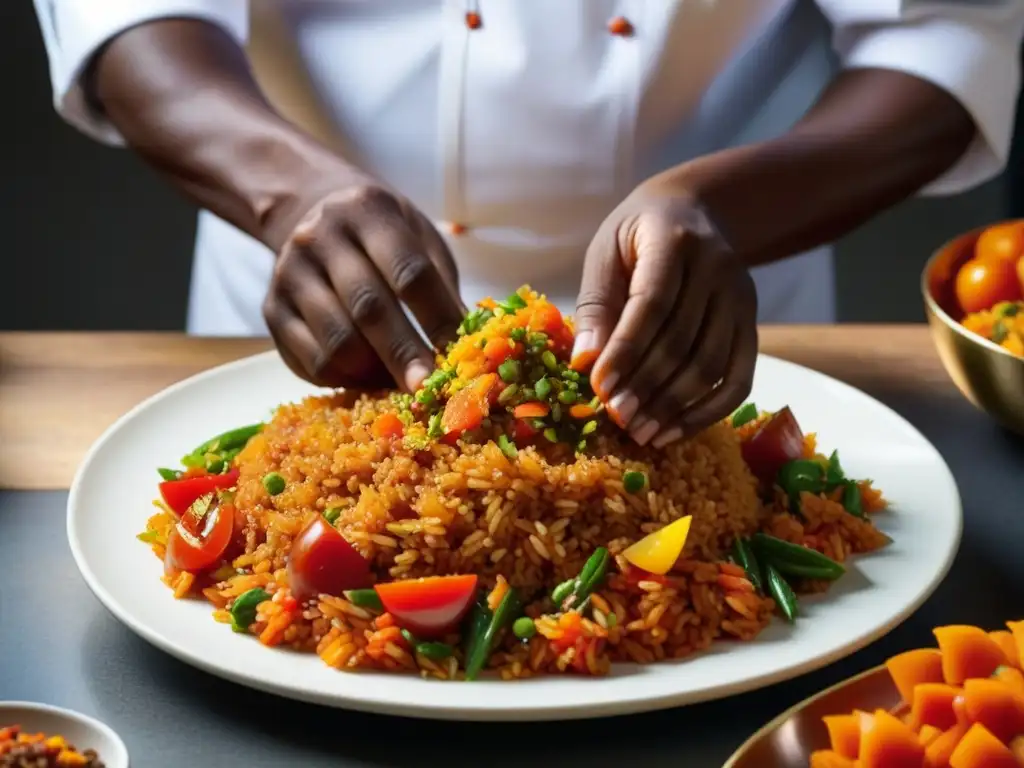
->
[923,224,1024,435]
[724,665,897,767]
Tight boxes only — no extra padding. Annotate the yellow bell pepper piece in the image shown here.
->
[622,515,692,575]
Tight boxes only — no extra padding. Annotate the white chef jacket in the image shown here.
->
[35,0,1024,335]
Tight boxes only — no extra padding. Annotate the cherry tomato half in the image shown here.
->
[287,516,371,602]
[374,574,479,638]
[159,470,239,516]
[955,258,1022,315]
[976,220,1024,265]
[164,494,235,574]
[740,406,805,486]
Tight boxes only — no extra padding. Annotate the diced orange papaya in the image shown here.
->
[925,723,969,768]
[949,723,1018,768]
[919,725,943,747]
[910,684,962,731]
[824,714,862,759]
[962,678,1024,743]
[860,709,925,768]
[810,751,856,768]
[933,626,1008,685]
[888,648,946,704]
[993,666,1024,698]
[990,631,1021,669]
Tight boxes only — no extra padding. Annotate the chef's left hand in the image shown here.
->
[573,180,758,448]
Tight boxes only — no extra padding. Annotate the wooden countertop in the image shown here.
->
[0,327,954,491]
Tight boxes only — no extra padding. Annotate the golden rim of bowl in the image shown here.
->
[722,664,888,767]
[921,224,1024,363]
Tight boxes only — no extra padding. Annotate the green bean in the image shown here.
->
[777,460,825,498]
[262,471,286,496]
[323,507,342,525]
[513,616,536,640]
[765,565,798,623]
[498,359,520,382]
[752,533,845,581]
[589,396,601,410]
[842,480,865,519]
[730,402,758,428]
[551,579,575,606]
[230,588,270,633]
[497,434,518,460]
[534,377,552,400]
[567,547,610,610]
[185,423,264,464]
[731,537,765,593]
[581,420,598,436]
[497,384,519,405]
[623,470,647,494]
[416,641,454,660]
[344,588,382,611]
[557,389,577,405]
[541,350,558,372]
[205,455,225,474]
[464,588,522,680]
[825,450,845,489]
[157,467,180,481]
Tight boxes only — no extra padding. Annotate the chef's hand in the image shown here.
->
[573,182,758,448]
[262,174,466,392]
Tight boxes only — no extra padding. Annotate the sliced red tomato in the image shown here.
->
[164,495,235,574]
[512,418,539,444]
[288,516,371,601]
[159,470,239,516]
[374,574,479,638]
[529,303,565,335]
[740,406,805,486]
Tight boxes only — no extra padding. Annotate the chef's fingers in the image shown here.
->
[613,248,718,444]
[588,214,689,429]
[319,232,436,392]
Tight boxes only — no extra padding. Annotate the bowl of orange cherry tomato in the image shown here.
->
[922,219,1024,435]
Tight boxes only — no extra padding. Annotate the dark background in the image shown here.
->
[3,2,1022,332]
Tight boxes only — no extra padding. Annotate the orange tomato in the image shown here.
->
[954,258,1022,315]
[976,220,1024,265]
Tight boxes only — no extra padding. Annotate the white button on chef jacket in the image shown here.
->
[35,0,1024,335]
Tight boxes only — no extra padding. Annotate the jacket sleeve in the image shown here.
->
[32,0,249,145]
[815,0,1024,195]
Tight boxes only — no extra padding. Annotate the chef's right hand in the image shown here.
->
[262,180,466,392]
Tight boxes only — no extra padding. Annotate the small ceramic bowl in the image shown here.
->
[723,665,897,767]
[0,702,129,768]
[922,223,1024,435]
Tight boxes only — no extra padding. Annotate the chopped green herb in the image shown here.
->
[323,507,342,525]
[512,616,536,640]
[262,471,286,496]
[623,470,647,494]
[497,434,518,460]
[230,588,270,633]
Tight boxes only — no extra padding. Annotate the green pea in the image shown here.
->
[323,507,342,525]
[230,588,270,633]
[428,412,444,438]
[512,616,536,640]
[557,389,577,405]
[551,579,575,605]
[344,588,383,611]
[415,389,437,407]
[541,351,558,372]
[543,428,558,442]
[581,420,598,436]
[262,471,286,496]
[510,327,527,342]
[497,384,519,405]
[534,377,552,400]
[623,470,647,494]
[497,434,518,460]
[498,359,521,383]
[562,369,580,382]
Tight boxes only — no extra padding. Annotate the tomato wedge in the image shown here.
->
[287,516,371,601]
[159,470,239,516]
[374,575,479,638]
[740,406,805,486]
[164,494,235,574]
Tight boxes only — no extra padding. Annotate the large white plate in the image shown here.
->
[68,352,961,721]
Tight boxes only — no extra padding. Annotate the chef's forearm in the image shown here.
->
[89,19,341,251]
[661,69,977,267]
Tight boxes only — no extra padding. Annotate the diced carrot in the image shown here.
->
[717,573,755,593]
[887,648,946,704]
[926,723,970,768]
[990,631,1020,668]
[371,412,405,440]
[962,677,1024,743]
[482,337,514,371]
[993,666,1024,698]
[1006,621,1024,670]
[513,402,550,419]
[919,725,943,747]
[949,723,1018,768]
[568,403,597,420]
[823,713,861,759]
[810,751,855,768]
[442,374,499,435]
[859,709,925,768]
[934,626,1008,685]
[910,684,963,731]
[570,348,600,373]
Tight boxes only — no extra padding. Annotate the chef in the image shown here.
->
[33,1,1023,446]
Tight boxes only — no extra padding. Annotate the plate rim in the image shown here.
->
[66,351,963,721]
